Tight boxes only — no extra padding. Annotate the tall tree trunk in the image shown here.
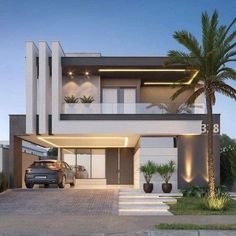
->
[206,93,216,199]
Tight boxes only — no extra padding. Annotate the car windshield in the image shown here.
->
[32,162,58,168]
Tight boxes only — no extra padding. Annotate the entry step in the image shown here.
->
[119,191,182,197]
[119,197,177,203]
[119,209,172,216]
[119,204,169,210]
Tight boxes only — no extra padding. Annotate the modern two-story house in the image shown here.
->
[8,41,220,191]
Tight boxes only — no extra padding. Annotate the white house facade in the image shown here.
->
[8,41,220,191]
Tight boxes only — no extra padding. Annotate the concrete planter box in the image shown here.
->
[63,103,78,114]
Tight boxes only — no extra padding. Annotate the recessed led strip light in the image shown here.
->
[144,70,199,85]
[99,68,187,72]
[37,136,129,148]
[98,68,199,85]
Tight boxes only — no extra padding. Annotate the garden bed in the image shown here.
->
[167,197,236,215]
[156,223,236,230]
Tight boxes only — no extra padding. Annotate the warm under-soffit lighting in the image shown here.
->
[98,69,187,72]
[37,136,128,148]
[98,68,199,85]
[144,70,199,85]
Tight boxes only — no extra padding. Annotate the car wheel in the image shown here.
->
[58,176,66,188]
[70,176,76,187]
[26,183,34,189]
[44,184,49,188]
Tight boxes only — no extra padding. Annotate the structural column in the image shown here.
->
[38,42,52,134]
[25,42,38,134]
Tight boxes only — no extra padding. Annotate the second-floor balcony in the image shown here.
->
[62,103,205,115]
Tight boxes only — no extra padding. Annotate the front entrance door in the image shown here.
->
[105,148,134,184]
[105,149,119,184]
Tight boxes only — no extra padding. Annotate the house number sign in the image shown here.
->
[201,123,220,134]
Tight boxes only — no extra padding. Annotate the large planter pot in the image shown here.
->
[162,183,172,193]
[143,183,153,193]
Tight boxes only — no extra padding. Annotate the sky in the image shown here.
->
[0,0,236,140]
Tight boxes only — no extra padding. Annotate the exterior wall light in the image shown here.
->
[67,71,74,79]
[183,152,194,183]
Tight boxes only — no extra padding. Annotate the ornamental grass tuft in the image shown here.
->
[203,193,231,211]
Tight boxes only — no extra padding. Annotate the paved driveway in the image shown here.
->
[0,189,118,216]
[1,189,236,235]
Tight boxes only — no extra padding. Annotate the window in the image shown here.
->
[63,148,105,179]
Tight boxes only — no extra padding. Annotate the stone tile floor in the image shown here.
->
[0,189,118,216]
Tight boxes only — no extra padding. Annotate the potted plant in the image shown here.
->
[64,95,79,113]
[156,160,176,193]
[79,95,95,105]
[140,161,156,193]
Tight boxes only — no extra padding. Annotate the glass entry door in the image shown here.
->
[63,148,105,179]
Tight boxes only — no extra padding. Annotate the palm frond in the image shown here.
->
[214,82,236,100]
[202,11,211,54]
[173,30,202,58]
[167,50,196,67]
[185,87,205,105]
[170,85,195,100]
[218,66,236,74]
[225,30,236,45]
[218,17,236,45]
[217,70,236,81]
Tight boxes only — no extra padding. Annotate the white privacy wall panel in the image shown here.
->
[138,137,178,193]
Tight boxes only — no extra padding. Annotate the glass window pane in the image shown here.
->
[124,89,136,113]
[62,149,76,170]
[76,149,91,178]
[92,149,105,178]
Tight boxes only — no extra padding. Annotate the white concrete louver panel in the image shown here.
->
[38,42,52,134]
[26,42,38,134]
[51,42,64,134]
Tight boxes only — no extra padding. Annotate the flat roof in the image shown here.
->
[61,56,197,84]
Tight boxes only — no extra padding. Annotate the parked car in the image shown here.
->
[25,160,76,189]
[75,165,89,179]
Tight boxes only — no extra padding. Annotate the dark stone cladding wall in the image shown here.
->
[177,115,220,189]
[9,115,26,188]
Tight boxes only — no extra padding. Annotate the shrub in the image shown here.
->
[181,185,207,198]
[140,161,156,183]
[156,160,176,183]
[64,95,79,103]
[0,172,8,192]
[220,134,236,187]
[180,185,228,198]
[79,95,95,103]
[203,193,231,211]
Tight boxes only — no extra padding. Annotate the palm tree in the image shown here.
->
[168,10,236,199]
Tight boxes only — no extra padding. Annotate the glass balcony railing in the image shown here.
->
[62,103,205,114]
